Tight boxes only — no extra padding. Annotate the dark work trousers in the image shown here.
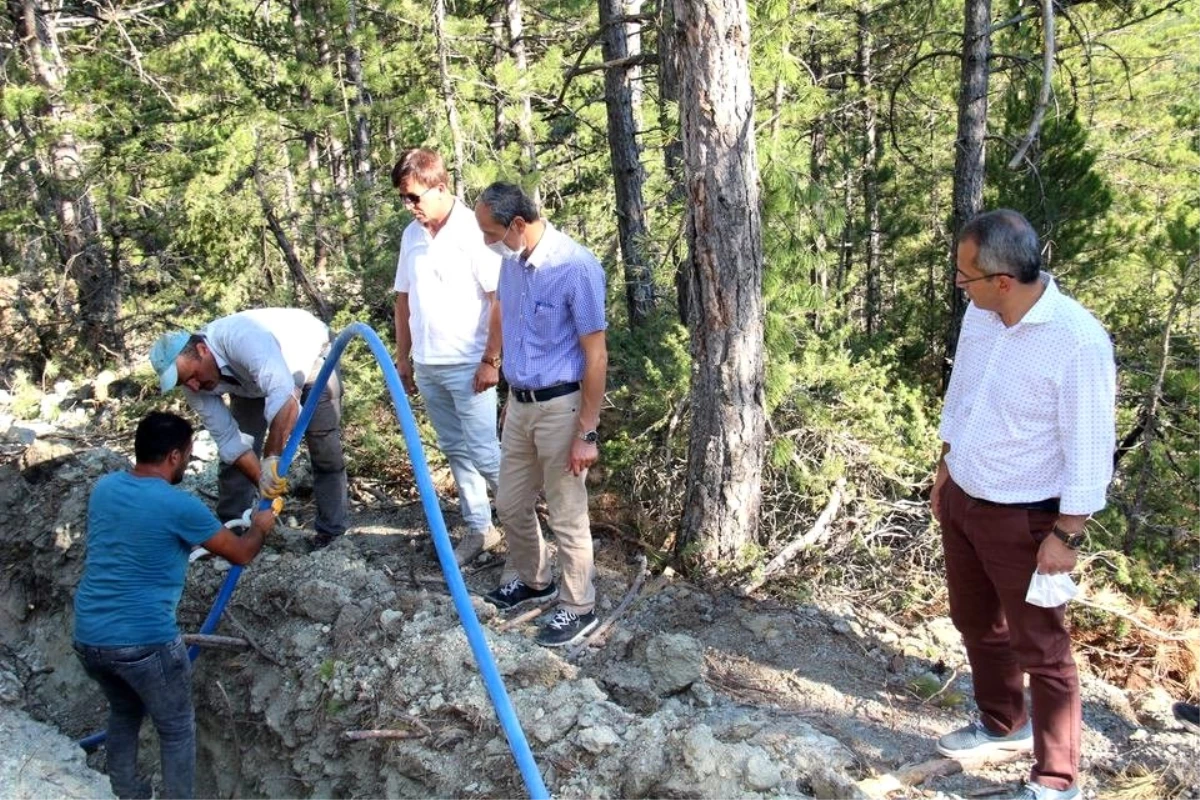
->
[74,636,195,799]
[217,369,348,537]
[939,475,1080,791]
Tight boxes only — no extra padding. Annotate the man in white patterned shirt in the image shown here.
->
[931,210,1116,800]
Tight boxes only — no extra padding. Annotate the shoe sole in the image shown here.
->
[536,616,600,648]
[485,587,559,612]
[936,737,1033,759]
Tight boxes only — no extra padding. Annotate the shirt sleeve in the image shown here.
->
[174,491,224,546]
[569,258,608,337]
[185,389,252,465]
[473,241,501,294]
[394,227,411,293]
[1056,334,1117,514]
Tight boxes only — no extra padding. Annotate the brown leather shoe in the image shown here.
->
[453,526,503,566]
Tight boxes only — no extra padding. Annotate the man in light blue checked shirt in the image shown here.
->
[474,182,609,648]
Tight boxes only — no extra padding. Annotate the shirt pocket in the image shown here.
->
[530,299,567,346]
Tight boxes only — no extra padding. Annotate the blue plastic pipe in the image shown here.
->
[79,323,549,800]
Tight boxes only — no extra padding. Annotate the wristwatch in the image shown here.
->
[1052,526,1086,550]
[578,430,599,444]
[481,354,502,369]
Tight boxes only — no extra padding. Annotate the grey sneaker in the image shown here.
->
[1012,783,1080,800]
[535,608,599,647]
[483,577,557,611]
[936,719,1033,759]
[453,526,503,566]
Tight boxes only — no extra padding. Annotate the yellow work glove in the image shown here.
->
[259,455,289,499]
[270,496,284,515]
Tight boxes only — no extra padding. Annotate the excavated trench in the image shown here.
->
[0,443,867,799]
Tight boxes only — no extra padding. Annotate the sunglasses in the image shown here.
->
[400,186,437,206]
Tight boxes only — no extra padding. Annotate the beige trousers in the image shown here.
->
[496,390,595,614]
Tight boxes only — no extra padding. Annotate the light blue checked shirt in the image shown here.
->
[497,223,607,390]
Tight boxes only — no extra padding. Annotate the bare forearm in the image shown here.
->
[264,396,299,456]
[577,348,607,431]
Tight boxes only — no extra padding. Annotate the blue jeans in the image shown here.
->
[414,361,501,534]
[74,636,195,799]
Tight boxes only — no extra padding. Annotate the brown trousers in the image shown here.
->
[939,476,1081,791]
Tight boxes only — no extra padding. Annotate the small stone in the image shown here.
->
[577,725,620,753]
[744,752,782,790]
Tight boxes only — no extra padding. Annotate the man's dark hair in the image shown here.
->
[180,333,206,359]
[135,411,194,464]
[478,182,541,226]
[391,147,451,190]
[958,209,1042,284]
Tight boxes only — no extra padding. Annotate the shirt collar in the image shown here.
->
[523,222,558,270]
[1020,272,1059,325]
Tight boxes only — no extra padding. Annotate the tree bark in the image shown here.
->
[656,0,687,323]
[9,0,123,361]
[343,0,374,231]
[253,163,333,323]
[856,2,882,336]
[673,0,766,570]
[944,0,992,387]
[290,0,330,286]
[433,0,466,195]
[505,0,540,203]
[600,0,654,328]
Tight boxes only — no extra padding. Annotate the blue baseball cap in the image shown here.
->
[150,331,190,393]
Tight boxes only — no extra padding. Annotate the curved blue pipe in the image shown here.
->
[79,323,549,800]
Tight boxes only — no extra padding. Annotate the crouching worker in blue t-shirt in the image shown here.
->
[73,411,276,799]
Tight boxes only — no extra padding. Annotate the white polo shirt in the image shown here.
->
[939,274,1116,515]
[184,308,331,464]
[394,200,500,365]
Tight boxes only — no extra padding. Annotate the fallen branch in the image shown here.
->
[1073,597,1197,641]
[495,599,557,632]
[224,610,285,666]
[182,634,250,651]
[567,553,649,660]
[739,478,846,596]
[342,722,430,742]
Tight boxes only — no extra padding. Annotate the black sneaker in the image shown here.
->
[535,608,599,647]
[483,577,557,610]
[1174,702,1200,732]
[310,532,339,552]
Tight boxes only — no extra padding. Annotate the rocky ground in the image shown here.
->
[0,388,1197,799]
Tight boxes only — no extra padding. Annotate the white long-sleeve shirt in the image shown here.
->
[939,275,1116,515]
[184,308,331,464]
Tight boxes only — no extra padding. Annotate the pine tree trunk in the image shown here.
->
[10,0,123,361]
[945,0,991,386]
[505,0,540,204]
[600,0,654,328]
[656,0,687,323]
[673,0,766,570]
[434,0,467,194]
[490,8,506,152]
[343,0,374,216]
[856,3,882,336]
[290,0,330,286]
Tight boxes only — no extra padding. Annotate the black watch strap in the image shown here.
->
[1052,526,1085,550]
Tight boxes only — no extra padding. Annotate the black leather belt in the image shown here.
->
[974,494,1060,513]
[512,382,581,403]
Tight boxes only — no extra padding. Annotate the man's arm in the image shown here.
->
[263,394,299,457]
[185,389,253,466]
[473,291,502,393]
[931,442,951,523]
[394,292,417,396]
[199,506,276,566]
[567,330,607,475]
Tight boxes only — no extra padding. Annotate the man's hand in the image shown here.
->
[473,362,499,393]
[396,357,418,397]
[566,437,598,476]
[259,455,289,499]
[1036,534,1078,575]
[931,459,950,524]
[250,504,278,534]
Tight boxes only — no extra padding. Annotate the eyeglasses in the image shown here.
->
[400,186,437,206]
[956,268,1015,285]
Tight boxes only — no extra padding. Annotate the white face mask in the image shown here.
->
[487,221,521,258]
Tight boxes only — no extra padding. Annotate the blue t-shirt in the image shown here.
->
[73,471,222,647]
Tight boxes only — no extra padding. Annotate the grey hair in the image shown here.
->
[478,182,540,226]
[958,209,1042,283]
[180,333,206,359]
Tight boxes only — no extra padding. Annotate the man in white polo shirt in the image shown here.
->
[392,148,504,566]
[932,209,1116,800]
